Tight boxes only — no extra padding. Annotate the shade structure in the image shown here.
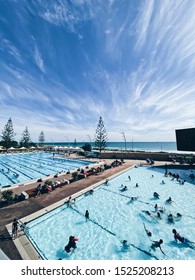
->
[62,146,69,150]
[30,146,36,149]
[20,147,26,150]
[58,146,64,150]
[74,147,84,151]
[8,147,16,150]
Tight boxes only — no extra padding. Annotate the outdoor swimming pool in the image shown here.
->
[0,152,93,188]
[25,166,195,260]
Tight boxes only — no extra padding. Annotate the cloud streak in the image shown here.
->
[0,0,195,142]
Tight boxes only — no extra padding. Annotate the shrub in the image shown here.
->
[45,180,53,185]
[1,190,14,203]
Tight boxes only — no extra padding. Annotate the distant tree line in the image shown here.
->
[0,118,45,149]
[1,116,108,153]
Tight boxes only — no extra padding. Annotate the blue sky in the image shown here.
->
[0,0,195,142]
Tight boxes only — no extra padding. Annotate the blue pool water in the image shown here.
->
[0,152,93,188]
[25,166,195,260]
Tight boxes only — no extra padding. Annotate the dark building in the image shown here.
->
[175,128,195,152]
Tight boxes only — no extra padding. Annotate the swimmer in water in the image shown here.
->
[172,229,195,247]
[153,192,160,199]
[121,240,129,250]
[64,236,78,253]
[121,186,128,192]
[167,214,174,223]
[166,197,172,204]
[143,223,152,238]
[85,210,89,221]
[151,239,166,255]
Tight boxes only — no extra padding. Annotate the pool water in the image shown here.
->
[25,166,195,260]
[0,152,93,188]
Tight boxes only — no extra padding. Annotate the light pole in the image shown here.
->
[121,132,127,158]
[87,134,92,144]
[50,138,54,153]
[51,138,54,147]
[87,134,92,149]
[65,136,70,148]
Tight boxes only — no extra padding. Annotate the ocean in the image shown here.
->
[45,142,178,153]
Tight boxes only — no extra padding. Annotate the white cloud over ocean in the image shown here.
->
[0,0,195,142]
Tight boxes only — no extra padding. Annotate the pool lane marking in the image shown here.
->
[0,161,15,184]
[71,206,116,236]
[25,200,159,260]
[5,158,49,176]
[101,187,152,206]
[70,206,159,260]
[0,160,34,179]
[22,153,91,170]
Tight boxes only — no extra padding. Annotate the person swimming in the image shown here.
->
[143,223,152,237]
[156,212,162,219]
[121,186,128,192]
[153,192,160,199]
[130,196,138,202]
[175,213,182,220]
[167,214,174,223]
[151,239,166,255]
[64,236,78,253]
[154,204,158,211]
[166,197,172,203]
[141,210,157,220]
[121,240,129,250]
[172,229,195,246]
[142,210,151,216]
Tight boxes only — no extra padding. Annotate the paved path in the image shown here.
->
[0,159,167,259]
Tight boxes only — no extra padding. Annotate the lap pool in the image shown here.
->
[25,166,195,260]
[0,152,93,188]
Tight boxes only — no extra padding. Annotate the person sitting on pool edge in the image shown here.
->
[65,236,78,253]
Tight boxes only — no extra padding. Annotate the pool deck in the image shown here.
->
[0,159,169,260]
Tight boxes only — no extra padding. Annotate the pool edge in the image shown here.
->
[6,164,137,260]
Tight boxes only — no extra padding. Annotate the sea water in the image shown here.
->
[45,142,177,153]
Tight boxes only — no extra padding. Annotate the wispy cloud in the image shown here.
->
[34,45,45,73]
[0,0,195,141]
[0,38,22,63]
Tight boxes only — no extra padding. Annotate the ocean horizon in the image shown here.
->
[44,141,179,153]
